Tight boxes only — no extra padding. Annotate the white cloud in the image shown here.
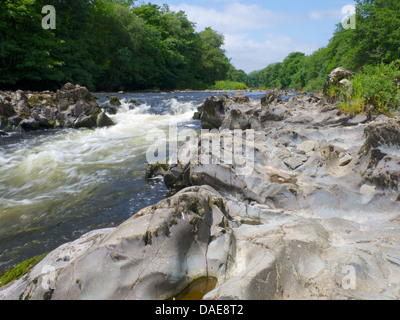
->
[169,2,316,73]
[170,2,291,33]
[308,9,343,21]
[224,32,318,73]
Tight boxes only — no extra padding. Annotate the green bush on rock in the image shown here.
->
[212,81,248,90]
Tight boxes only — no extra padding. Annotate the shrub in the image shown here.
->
[212,81,248,90]
[339,60,400,114]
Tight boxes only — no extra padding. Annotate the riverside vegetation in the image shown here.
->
[0,0,233,91]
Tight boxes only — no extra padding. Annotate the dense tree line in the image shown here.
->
[246,0,400,92]
[0,0,232,91]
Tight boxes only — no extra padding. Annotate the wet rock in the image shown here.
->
[164,163,190,190]
[20,118,40,131]
[37,115,53,129]
[128,99,146,106]
[73,113,98,129]
[193,111,201,120]
[109,96,121,107]
[6,115,22,128]
[101,104,118,115]
[0,99,16,118]
[96,112,115,128]
[0,84,109,132]
[145,162,170,180]
[0,130,8,136]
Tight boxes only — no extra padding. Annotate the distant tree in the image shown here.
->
[198,27,231,85]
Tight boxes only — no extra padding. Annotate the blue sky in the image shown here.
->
[148,0,356,73]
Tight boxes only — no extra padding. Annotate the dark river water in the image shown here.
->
[0,90,273,275]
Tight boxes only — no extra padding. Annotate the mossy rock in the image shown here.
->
[96,112,115,127]
[145,162,170,180]
[0,253,48,288]
[73,113,98,129]
[146,162,170,180]
[110,96,121,106]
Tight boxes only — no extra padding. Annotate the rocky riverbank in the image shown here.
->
[0,83,114,134]
[1,75,400,300]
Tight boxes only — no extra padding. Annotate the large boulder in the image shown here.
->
[55,83,102,128]
[109,96,121,107]
[199,96,228,129]
[20,118,40,131]
[0,186,231,300]
[323,67,354,95]
[96,112,115,128]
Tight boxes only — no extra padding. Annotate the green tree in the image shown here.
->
[0,0,64,90]
[279,52,305,89]
[198,27,231,85]
[0,1,236,91]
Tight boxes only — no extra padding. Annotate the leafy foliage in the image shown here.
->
[0,0,232,91]
[212,81,248,90]
[246,0,400,94]
[339,60,400,113]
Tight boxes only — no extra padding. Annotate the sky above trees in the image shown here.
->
[151,0,357,72]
